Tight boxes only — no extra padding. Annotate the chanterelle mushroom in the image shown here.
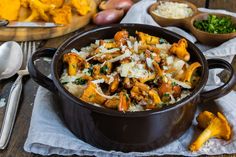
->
[80,81,107,105]
[197,111,216,129]
[183,62,201,86]
[118,91,130,112]
[189,111,231,151]
[169,38,190,61]
[25,0,56,21]
[136,31,159,45]
[63,53,80,76]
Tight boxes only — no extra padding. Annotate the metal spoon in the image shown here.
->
[0,41,23,149]
[0,41,23,81]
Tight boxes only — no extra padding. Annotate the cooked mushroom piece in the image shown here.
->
[109,74,120,93]
[146,89,162,109]
[136,31,159,45]
[124,77,132,89]
[130,86,144,102]
[139,74,155,83]
[158,83,172,97]
[169,39,190,61]
[153,61,163,76]
[63,53,80,76]
[104,97,119,109]
[183,62,201,85]
[118,91,130,111]
[114,30,129,45]
[134,81,150,93]
[80,82,107,105]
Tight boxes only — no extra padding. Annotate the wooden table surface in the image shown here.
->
[0,1,235,157]
[0,27,235,157]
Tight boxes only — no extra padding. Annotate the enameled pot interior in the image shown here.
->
[52,24,208,116]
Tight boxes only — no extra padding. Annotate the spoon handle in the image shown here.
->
[0,19,9,27]
[0,75,23,149]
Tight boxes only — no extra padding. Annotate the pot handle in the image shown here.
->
[200,59,236,102]
[28,48,57,93]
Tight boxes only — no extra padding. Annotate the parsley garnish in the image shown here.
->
[171,82,177,86]
[100,65,108,74]
[73,78,87,85]
[87,67,93,75]
[194,15,236,34]
[163,93,170,97]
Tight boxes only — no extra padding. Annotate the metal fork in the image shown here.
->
[0,41,36,149]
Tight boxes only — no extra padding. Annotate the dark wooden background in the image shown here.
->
[0,0,235,157]
[188,0,236,11]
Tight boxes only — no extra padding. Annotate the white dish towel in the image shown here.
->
[24,0,236,156]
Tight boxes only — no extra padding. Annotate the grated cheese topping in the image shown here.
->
[152,1,194,19]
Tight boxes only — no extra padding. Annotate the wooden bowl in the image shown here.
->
[189,13,236,46]
[148,0,198,27]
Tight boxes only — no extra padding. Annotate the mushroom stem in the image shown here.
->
[189,123,217,151]
[189,111,231,152]
[118,91,129,111]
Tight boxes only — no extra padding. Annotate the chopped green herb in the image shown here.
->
[73,78,87,85]
[162,94,170,102]
[89,94,95,99]
[87,67,93,75]
[194,15,236,34]
[100,65,108,74]
[171,82,177,86]
[83,68,93,76]
[163,93,170,97]
[61,82,69,85]
[125,93,129,101]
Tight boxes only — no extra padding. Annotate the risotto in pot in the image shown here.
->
[60,30,201,112]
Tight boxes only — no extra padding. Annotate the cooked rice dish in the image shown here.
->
[60,30,201,112]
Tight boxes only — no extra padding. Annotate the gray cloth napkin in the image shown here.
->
[24,0,236,156]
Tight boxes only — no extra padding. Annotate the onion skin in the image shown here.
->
[99,0,134,12]
[93,9,124,26]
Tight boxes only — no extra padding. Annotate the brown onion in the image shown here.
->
[93,9,124,26]
[99,0,134,12]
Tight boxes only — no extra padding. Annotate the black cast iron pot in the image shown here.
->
[28,24,236,152]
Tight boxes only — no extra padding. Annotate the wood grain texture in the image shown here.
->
[209,0,236,12]
[187,0,206,7]
[187,0,236,11]
[0,0,97,42]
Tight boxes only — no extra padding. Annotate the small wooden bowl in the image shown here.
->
[189,13,236,46]
[148,0,198,27]
[149,0,236,46]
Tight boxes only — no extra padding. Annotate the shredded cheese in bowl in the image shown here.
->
[152,1,194,19]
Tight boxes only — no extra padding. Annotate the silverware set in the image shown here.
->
[0,41,37,149]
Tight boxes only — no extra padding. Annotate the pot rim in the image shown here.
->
[51,23,208,117]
